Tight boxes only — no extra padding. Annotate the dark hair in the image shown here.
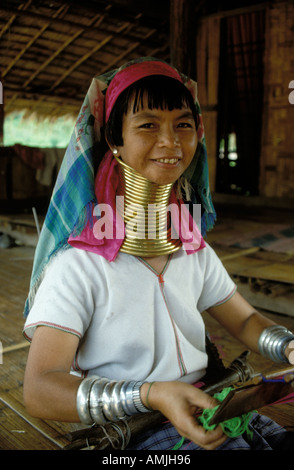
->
[105,75,199,148]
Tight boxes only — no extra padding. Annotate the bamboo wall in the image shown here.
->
[196,2,294,199]
[260,1,294,198]
[196,16,220,194]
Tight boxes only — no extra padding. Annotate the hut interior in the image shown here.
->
[0,0,294,450]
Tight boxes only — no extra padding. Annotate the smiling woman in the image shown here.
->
[112,104,197,185]
[104,76,199,186]
[23,57,294,451]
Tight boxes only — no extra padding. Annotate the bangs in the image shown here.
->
[126,76,194,114]
[106,75,198,148]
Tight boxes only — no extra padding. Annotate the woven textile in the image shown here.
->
[127,413,294,450]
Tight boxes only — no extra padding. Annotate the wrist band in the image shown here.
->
[258,325,294,363]
[76,376,151,425]
[120,380,137,415]
[132,381,151,413]
[145,382,155,411]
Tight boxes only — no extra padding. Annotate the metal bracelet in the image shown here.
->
[101,381,117,421]
[111,380,127,420]
[76,376,100,425]
[258,325,294,363]
[77,376,150,426]
[120,380,138,416]
[88,377,109,425]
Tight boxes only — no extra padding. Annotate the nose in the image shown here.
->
[158,125,179,148]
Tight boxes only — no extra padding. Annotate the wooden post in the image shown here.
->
[0,72,3,146]
[169,0,197,79]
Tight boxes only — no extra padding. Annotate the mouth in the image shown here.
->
[153,158,180,165]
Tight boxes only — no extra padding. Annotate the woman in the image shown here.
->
[23,58,294,450]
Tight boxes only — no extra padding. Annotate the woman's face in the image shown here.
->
[113,93,198,185]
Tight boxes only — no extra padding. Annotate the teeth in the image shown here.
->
[156,158,178,164]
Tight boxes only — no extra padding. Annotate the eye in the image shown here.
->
[177,122,194,128]
[139,123,156,129]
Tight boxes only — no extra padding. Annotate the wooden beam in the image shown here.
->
[49,35,114,91]
[95,25,156,76]
[3,86,82,105]
[205,2,269,20]
[2,5,69,79]
[48,20,134,91]
[0,4,138,38]
[23,12,103,89]
[169,0,196,78]
[96,41,140,76]
[0,72,3,146]
[22,29,83,89]
[2,24,49,78]
[47,22,157,115]
[0,0,32,40]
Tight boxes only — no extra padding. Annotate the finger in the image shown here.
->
[181,417,227,450]
[188,386,220,410]
[199,429,228,450]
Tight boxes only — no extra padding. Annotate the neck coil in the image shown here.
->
[115,157,182,257]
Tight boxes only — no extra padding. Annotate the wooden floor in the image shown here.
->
[0,244,73,450]
[0,210,294,450]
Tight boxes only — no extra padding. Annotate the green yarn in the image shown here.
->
[198,387,254,439]
[171,387,254,450]
[172,436,185,450]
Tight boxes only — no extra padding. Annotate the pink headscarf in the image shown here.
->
[105,60,183,122]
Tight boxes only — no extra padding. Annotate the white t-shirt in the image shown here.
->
[23,243,236,384]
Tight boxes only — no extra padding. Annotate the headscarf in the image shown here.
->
[24,57,216,317]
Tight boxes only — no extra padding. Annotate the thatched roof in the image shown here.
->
[0,0,170,119]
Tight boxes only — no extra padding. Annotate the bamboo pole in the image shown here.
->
[220,246,260,261]
[2,341,30,354]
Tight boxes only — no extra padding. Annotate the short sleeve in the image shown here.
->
[23,250,94,341]
[197,244,237,313]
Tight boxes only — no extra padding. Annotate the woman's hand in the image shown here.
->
[141,381,227,450]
